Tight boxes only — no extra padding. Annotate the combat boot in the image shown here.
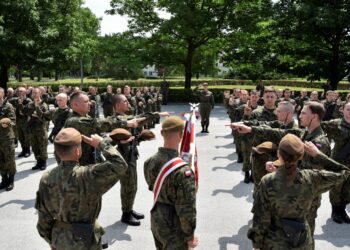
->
[6,175,14,191]
[205,125,209,133]
[131,210,144,220]
[340,204,350,224]
[244,171,250,184]
[331,205,343,224]
[40,160,47,171]
[14,139,18,148]
[201,125,205,133]
[18,149,26,158]
[24,147,31,158]
[0,175,8,189]
[237,153,243,163]
[32,160,41,170]
[121,212,140,226]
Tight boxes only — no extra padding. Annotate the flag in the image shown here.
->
[180,104,199,188]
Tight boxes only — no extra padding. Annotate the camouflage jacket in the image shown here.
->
[35,139,127,246]
[132,96,146,115]
[100,92,113,108]
[87,94,101,118]
[25,101,50,132]
[248,153,349,249]
[0,100,16,139]
[64,112,128,165]
[144,147,196,241]
[322,118,350,165]
[194,89,215,108]
[11,97,32,123]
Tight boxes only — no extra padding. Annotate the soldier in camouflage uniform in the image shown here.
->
[64,91,142,166]
[321,102,350,223]
[240,87,277,183]
[25,87,51,171]
[10,87,32,157]
[144,116,198,250]
[123,85,136,116]
[35,128,128,250]
[248,134,349,250]
[100,85,114,118]
[295,89,309,127]
[0,88,16,191]
[88,86,101,118]
[194,82,214,133]
[132,89,146,116]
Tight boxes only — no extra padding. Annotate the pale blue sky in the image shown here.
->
[83,0,129,35]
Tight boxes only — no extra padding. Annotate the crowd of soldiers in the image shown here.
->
[223,86,350,249]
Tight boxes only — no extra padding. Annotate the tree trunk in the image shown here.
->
[30,70,35,80]
[0,65,9,91]
[18,65,23,82]
[329,37,340,90]
[184,45,195,89]
[55,69,59,81]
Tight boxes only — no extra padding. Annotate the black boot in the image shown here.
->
[237,153,243,163]
[250,173,254,183]
[32,160,41,170]
[0,174,8,189]
[14,139,18,148]
[205,125,209,133]
[121,212,140,226]
[18,148,26,158]
[201,124,205,133]
[331,205,343,224]
[244,171,250,184]
[131,210,144,220]
[6,175,14,191]
[40,160,47,170]
[340,204,350,224]
[24,147,31,158]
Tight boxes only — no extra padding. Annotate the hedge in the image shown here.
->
[8,78,350,90]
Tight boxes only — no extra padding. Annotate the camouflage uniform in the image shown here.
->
[0,101,16,186]
[26,101,50,162]
[35,139,128,250]
[64,112,128,165]
[144,147,196,250]
[322,119,350,212]
[132,95,146,116]
[100,92,114,118]
[248,153,349,250]
[11,97,32,151]
[250,125,331,238]
[88,93,101,118]
[195,89,215,131]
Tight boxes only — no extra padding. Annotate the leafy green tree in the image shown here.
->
[108,0,236,88]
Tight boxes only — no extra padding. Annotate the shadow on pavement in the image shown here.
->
[215,143,234,149]
[0,198,35,210]
[212,182,253,204]
[218,223,252,250]
[314,218,350,248]
[215,134,232,139]
[103,220,132,247]
[212,152,236,161]
[212,161,240,172]
[15,168,38,182]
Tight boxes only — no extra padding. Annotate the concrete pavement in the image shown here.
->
[0,104,349,250]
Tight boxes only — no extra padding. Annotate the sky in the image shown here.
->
[83,0,129,35]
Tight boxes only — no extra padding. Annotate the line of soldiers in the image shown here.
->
[223,86,350,249]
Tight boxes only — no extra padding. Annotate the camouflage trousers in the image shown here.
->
[103,106,114,118]
[151,203,189,250]
[29,129,48,161]
[233,131,243,157]
[17,122,31,148]
[120,162,137,212]
[199,105,212,127]
[241,140,252,172]
[0,140,16,176]
[329,175,350,206]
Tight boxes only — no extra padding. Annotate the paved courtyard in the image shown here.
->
[0,104,349,250]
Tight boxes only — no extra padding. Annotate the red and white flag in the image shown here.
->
[180,104,199,188]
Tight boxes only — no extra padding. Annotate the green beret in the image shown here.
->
[162,116,184,132]
[54,128,82,146]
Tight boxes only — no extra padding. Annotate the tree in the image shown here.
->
[274,0,350,89]
[108,0,236,88]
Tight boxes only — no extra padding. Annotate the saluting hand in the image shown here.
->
[266,161,277,173]
[304,141,319,157]
[82,134,103,148]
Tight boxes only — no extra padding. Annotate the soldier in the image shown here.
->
[194,82,215,133]
[248,134,349,250]
[322,102,350,223]
[100,85,114,118]
[281,88,296,106]
[309,91,319,102]
[322,90,337,121]
[123,85,136,116]
[295,89,309,126]
[11,87,32,157]
[112,94,169,226]
[26,87,50,171]
[64,91,142,166]
[144,116,198,250]
[0,88,16,191]
[35,128,128,250]
[88,86,101,118]
[132,89,146,116]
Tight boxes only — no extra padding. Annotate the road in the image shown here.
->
[0,104,349,250]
